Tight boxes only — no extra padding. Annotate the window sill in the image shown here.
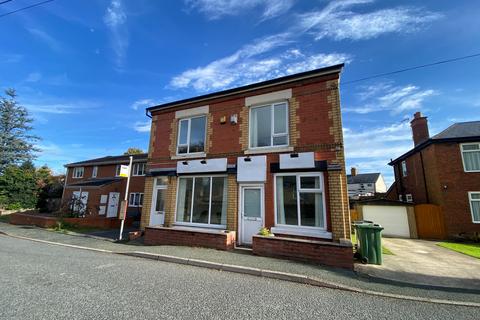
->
[172,224,227,233]
[271,226,332,239]
[172,153,207,160]
[245,146,293,155]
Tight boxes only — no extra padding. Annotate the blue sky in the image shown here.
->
[1,0,479,185]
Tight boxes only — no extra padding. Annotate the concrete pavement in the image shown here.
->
[1,235,479,320]
[356,238,480,290]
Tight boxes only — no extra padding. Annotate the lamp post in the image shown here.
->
[118,156,133,240]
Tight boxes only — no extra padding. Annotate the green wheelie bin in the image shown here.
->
[354,222,384,265]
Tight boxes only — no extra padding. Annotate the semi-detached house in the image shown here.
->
[140,64,353,269]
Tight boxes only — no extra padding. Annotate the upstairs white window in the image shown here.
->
[129,193,144,207]
[92,166,98,178]
[406,194,413,202]
[72,167,84,178]
[469,192,480,223]
[133,163,146,176]
[115,165,122,177]
[250,102,288,149]
[177,115,206,154]
[275,173,325,229]
[401,160,407,177]
[461,143,480,172]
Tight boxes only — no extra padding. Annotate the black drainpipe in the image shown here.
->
[419,150,430,203]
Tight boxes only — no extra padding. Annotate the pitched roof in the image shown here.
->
[65,153,148,167]
[347,173,381,184]
[389,120,480,165]
[432,121,480,139]
[147,64,344,113]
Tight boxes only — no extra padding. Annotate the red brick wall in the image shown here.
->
[144,227,236,250]
[252,235,353,269]
[393,142,480,237]
[9,213,133,229]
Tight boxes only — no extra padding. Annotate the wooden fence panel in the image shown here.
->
[414,204,446,239]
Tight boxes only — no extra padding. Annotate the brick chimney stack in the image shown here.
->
[351,167,358,176]
[410,111,429,146]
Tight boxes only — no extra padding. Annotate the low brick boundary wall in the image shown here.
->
[144,227,236,251]
[252,235,353,270]
[9,213,133,230]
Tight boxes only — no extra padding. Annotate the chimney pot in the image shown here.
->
[410,111,429,146]
[351,167,358,176]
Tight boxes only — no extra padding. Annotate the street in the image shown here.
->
[0,236,477,320]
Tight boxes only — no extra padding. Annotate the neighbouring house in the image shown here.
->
[347,167,387,199]
[139,64,353,269]
[62,153,148,222]
[387,112,480,239]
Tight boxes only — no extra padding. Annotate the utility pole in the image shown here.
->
[118,156,133,240]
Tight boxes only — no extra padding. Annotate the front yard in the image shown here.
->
[351,233,393,255]
[437,241,480,259]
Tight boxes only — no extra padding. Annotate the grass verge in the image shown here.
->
[437,241,480,259]
[0,215,11,223]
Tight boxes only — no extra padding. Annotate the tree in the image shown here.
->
[0,89,39,173]
[123,147,144,155]
[0,162,38,209]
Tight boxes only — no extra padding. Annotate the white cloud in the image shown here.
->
[103,0,128,69]
[298,1,442,41]
[131,99,154,110]
[24,104,82,114]
[26,72,42,83]
[343,122,413,186]
[345,83,437,114]
[1,54,23,64]
[27,28,63,52]
[133,121,151,133]
[185,0,294,20]
[170,33,351,92]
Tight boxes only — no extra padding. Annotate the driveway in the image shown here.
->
[356,238,480,290]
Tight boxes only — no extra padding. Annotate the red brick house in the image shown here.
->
[62,153,147,222]
[139,64,353,268]
[387,112,480,238]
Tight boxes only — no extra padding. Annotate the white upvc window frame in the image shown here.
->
[176,115,207,155]
[248,101,289,150]
[468,192,480,223]
[272,172,330,238]
[401,160,407,177]
[460,143,480,172]
[174,174,227,229]
[128,192,144,207]
[92,166,98,178]
[72,167,84,179]
[406,194,413,202]
[132,163,146,176]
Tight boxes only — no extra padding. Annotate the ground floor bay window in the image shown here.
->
[176,176,228,227]
[273,173,329,238]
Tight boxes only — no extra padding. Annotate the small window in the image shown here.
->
[115,165,123,177]
[406,194,413,202]
[461,143,480,172]
[401,160,407,177]
[399,195,403,201]
[128,193,144,207]
[72,167,84,178]
[177,115,206,154]
[249,102,288,149]
[469,192,480,223]
[132,163,146,176]
[92,166,98,178]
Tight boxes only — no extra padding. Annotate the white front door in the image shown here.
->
[239,185,264,245]
[149,184,166,226]
[106,192,120,218]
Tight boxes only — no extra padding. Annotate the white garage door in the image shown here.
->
[362,205,410,238]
